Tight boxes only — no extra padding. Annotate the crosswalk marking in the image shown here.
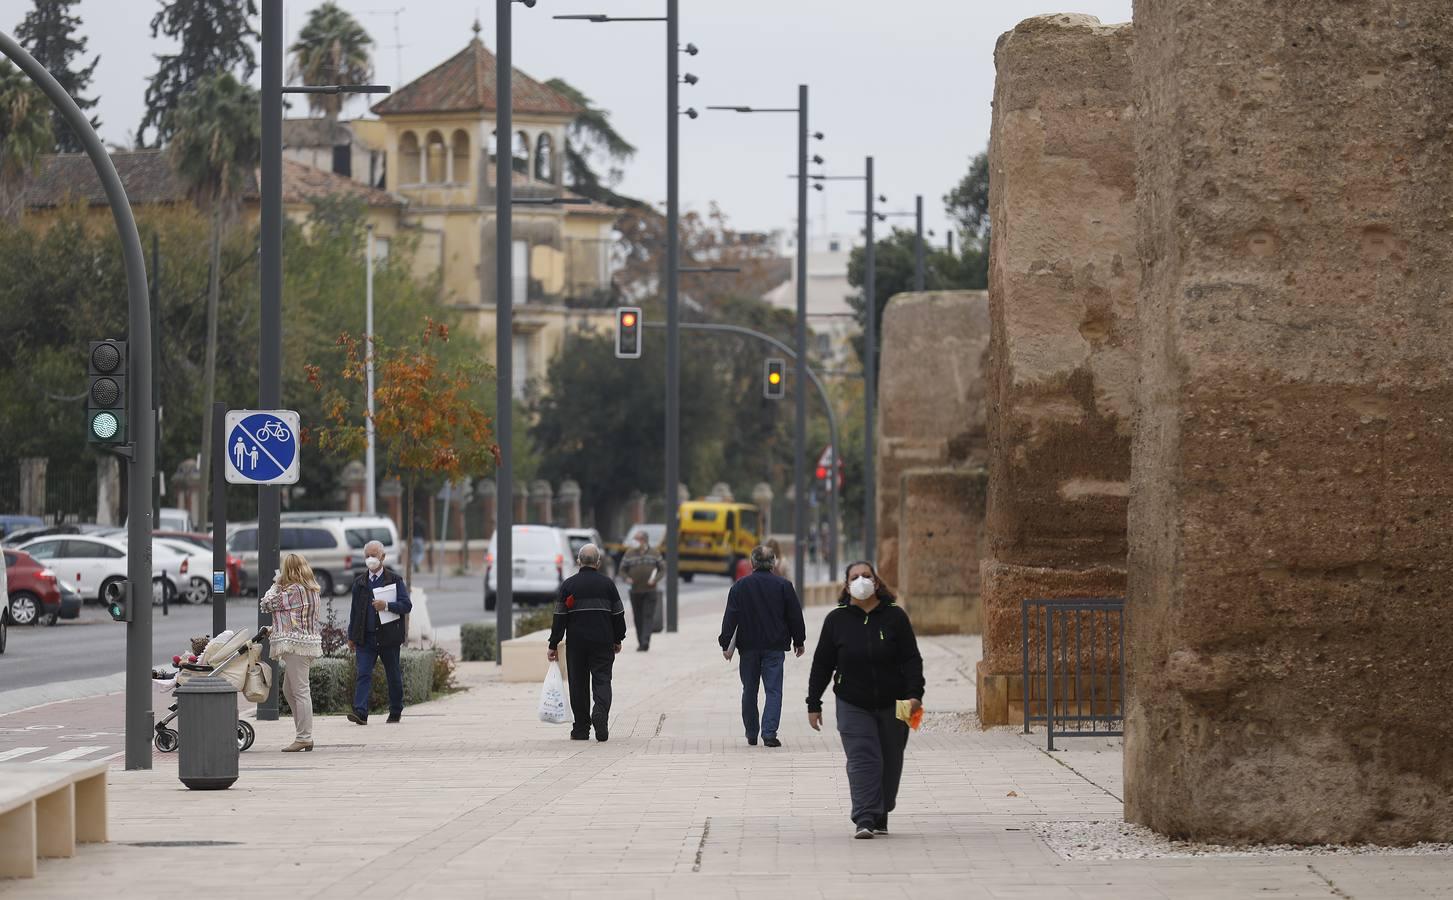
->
[28,746,108,763]
[0,746,46,762]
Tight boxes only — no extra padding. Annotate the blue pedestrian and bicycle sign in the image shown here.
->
[223,409,301,485]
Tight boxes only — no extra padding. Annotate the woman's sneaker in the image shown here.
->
[873,814,888,835]
[854,824,875,840]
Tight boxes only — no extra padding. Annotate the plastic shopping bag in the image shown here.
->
[538,661,571,724]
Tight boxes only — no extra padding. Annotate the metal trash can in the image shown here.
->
[177,673,239,790]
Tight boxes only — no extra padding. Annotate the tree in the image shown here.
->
[138,0,258,147]
[169,72,261,524]
[543,77,640,207]
[0,61,53,222]
[14,0,99,153]
[308,322,499,582]
[944,151,989,244]
[289,2,373,130]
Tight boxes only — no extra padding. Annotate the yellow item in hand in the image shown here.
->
[895,699,923,730]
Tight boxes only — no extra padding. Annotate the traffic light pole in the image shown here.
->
[0,30,155,770]
[256,0,283,721]
[644,319,837,580]
[664,0,682,632]
[494,0,516,654]
[863,157,877,561]
[794,84,809,595]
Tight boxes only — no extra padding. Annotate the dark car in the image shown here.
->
[153,531,244,595]
[0,515,43,542]
[5,548,63,627]
[3,522,112,548]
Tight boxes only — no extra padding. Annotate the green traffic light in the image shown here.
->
[91,411,120,440]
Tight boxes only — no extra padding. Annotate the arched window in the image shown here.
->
[513,131,530,174]
[398,131,421,184]
[425,130,447,183]
[451,130,470,184]
[534,133,553,183]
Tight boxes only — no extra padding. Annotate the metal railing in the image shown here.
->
[1021,597,1126,750]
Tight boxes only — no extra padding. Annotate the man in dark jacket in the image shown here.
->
[547,543,627,742]
[347,540,413,725]
[718,544,807,747]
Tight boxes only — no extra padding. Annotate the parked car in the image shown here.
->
[124,507,194,533]
[0,559,7,652]
[55,578,83,622]
[227,520,354,596]
[155,538,217,605]
[0,515,44,542]
[484,525,572,611]
[2,522,114,548]
[283,513,401,582]
[153,531,244,595]
[16,535,190,604]
[564,527,614,579]
[4,548,62,626]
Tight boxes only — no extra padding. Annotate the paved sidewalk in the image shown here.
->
[7,595,1452,899]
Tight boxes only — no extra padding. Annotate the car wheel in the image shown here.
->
[0,616,7,654]
[317,571,335,597]
[682,572,695,583]
[184,576,210,605]
[39,610,59,627]
[8,591,40,626]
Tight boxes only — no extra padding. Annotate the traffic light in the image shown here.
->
[87,339,127,444]
[764,358,786,400]
[615,307,642,359]
[104,578,131,622]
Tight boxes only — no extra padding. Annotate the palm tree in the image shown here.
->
[544,77,642,208]
[168,72,261,524]
[289,2,373,131]
[0,61,54,222]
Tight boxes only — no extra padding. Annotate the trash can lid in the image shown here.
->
[176,673,238,694]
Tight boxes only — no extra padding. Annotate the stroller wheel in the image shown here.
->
[238,720,255,752]
[154,728,179,753]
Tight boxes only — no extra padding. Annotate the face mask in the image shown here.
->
[849,576,876,601]
[365,556,383,572]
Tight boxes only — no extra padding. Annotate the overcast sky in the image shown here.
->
[3,0,1132,243]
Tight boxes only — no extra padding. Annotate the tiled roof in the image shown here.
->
[282,117,355,149]
[371,38,580,118]
[24,150,404,210]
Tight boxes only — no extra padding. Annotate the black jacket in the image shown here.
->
[719,569,807,652]
[806,601,924,713]
[349,569,412,648]
[548,567,627,649]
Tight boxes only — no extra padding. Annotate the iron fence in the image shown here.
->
[1021,597,1126,750]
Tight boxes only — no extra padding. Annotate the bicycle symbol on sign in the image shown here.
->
[255,420,292,443]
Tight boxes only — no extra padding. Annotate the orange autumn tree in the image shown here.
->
[307,320,499,583]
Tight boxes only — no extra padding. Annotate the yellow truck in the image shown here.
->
[677,501,762,581]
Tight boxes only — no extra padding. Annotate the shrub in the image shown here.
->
[319,596,349,657]
[430,647,459,694]
[516,607,554,637]
[460,622,497,662]
[279,649,439,716]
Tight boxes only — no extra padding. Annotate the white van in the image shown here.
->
[228,520,354,596]
[484,525,572,611]
[283,513,400,581]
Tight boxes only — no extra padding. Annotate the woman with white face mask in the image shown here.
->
[805,561,925,840]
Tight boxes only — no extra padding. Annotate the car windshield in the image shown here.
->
[568,536,590,555]
[690,510,719,522]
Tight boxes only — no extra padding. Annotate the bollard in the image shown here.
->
[177,673,239,790]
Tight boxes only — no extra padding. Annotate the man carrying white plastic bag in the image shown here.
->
[545,543,628,741]
[539,659,572,724]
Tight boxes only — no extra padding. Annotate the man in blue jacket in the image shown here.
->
[719,544,807,747]
[347,540,413,724]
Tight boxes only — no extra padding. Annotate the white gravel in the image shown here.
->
[1034,820,1453,860]
[917,710,979,734]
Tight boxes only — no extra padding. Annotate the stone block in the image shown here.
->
[875,290,990,589]
[980,560,1126,677]
[1126,0,1453,844]
[898,467,987,634]
[986,14,1136,570]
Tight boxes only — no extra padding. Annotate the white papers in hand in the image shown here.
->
[373,582,400,624]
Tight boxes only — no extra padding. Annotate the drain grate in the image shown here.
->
[126,840,242,848]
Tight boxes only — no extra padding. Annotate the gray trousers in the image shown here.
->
[836,697,909,828]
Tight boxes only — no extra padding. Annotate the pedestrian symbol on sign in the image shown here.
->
[224,410,301,485]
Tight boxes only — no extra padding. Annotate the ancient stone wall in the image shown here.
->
[978,14,1137,726]
[1126,0,1453,844]
[875,291,989,633]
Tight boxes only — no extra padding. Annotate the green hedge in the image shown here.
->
[278,648,453,716]
[516,608,554,636]
[461,622,496,662]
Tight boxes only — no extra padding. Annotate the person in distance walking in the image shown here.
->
[548,543,627,742]
[719,544,807,748]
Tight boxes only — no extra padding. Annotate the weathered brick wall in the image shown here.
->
[979,14,1137,725]
[876,291,989,584]
[1126,0,1453,844]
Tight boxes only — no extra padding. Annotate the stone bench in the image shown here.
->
[499,630,569,684]
[0,761,107,879]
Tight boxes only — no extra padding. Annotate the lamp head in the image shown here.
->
[684,107,699,119]
[684,42,699,55]
[683,73,699,85]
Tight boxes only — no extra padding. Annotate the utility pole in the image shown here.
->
[794,84,809,595]
[664,0,681,631]
[494,0,516,652]
[864,157,877,559]
[365,224,377,514]
[914,194,925,292]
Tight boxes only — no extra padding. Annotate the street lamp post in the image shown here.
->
[365,224,377,514]
[261,0,389,715]
[708,88,819,596]
[554,3,696,632]
[914,194,925,292]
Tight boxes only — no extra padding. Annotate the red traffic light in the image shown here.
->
[816,466,828,480]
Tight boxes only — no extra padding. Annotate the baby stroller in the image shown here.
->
[152,627,271,753]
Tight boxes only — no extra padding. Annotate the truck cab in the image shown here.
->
[677,501,761,580]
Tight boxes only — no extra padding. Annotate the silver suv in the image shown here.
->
[228,521,354,596]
